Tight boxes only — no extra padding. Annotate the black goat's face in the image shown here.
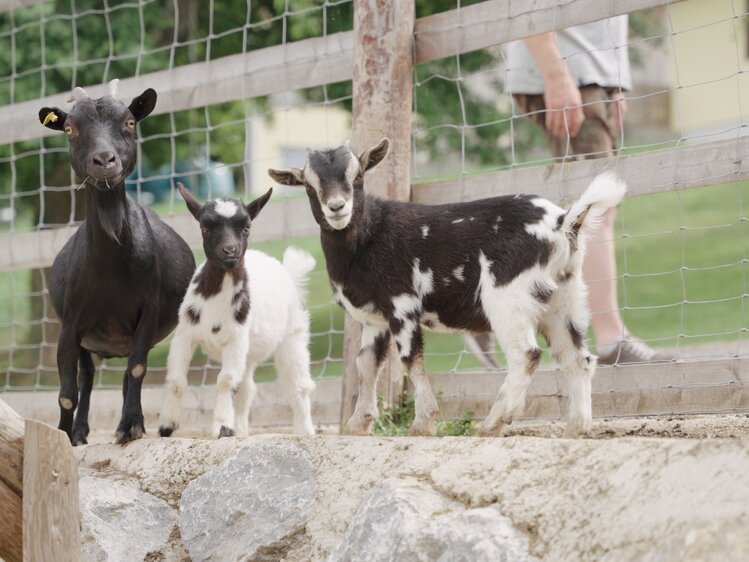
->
[178,183,273,271]
[268,138,390,231]
[39,88,157,190]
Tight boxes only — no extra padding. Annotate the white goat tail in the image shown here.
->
[282,246,316,303]
[563,171,627,236]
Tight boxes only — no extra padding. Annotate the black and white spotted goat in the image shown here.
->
[269,139,626,437]
[39,82,195,445]
[158,184,317,438]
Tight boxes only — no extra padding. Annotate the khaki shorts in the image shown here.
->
[513,85,622,160]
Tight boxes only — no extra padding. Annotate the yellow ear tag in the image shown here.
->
[42,111,58,125]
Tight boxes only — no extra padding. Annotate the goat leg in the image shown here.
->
[343,326,389,435]
[71,348,95,445]
[56,327,82,443]
[115,311,157,445]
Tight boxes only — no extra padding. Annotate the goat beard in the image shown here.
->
[91,189,127,245]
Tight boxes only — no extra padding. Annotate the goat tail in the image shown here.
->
[282,246,316,303]
[561,171,626,238]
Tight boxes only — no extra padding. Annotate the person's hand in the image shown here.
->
[611,91,627,133]
[543,72,585,139]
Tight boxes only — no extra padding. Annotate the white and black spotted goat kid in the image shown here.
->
[269,139,626,438]
[159,184,317,438]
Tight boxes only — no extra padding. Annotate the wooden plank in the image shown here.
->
[0,398,24,562]
[0,195,318,272]
[413,136,749,206]
[5,357,748,431]
[415,0,684,62]
[0,0,42,12]
[341,0,415,430]
[22,420,80,562]
[3,135,745,272]
[0,0,684,146]
[0,30,354,146]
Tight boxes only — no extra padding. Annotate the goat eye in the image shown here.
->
[243,224,250,234]
[201,227,208,237]
[64,125,73,136]
[126,118,136,130]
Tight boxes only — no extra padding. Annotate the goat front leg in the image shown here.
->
[159,326,196,437]
[343,325,390,435]
[71,348,95,445]
[394,325,438,436]
[57,326,83,443]
[213,337,249,438]
[115,308,158,445]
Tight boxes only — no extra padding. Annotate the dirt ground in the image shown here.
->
[82,412,749,447]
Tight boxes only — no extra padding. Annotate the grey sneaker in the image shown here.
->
[597,334,674,365]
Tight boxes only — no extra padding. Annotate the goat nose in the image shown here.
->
[222,245,237,256]
[328,199,345,212]
[92,151,116,168]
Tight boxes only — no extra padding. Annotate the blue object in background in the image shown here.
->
[126,154,235,205]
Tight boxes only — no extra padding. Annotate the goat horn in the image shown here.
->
[66,87,89,104]
[108,78,119,98]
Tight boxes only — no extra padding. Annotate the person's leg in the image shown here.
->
[582,207,625,347]
[539,86,673,363]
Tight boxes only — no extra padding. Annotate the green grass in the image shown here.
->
[2,179,748,389]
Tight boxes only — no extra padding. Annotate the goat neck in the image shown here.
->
[84,179,131,249]
[195,253,247,299]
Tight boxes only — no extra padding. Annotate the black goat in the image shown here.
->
[39,84,195,445]
[269,139,625,437]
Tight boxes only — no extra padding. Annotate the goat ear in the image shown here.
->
[246,188,273,220]
[128,88,157,122]
[38,107,67,131]
[268,168,305,187]
[358,138,390,172]
[177,182,203,220]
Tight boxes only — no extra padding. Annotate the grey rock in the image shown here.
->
[79,469,177,562]
[327,478,539,562]
[179,441,316,562]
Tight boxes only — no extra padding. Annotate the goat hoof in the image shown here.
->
[158,425,175,438]
[476,423,505,438]
[71,434,88,446]
[115,418,145,445]
[407,421,436,437]
[218,425,236,438]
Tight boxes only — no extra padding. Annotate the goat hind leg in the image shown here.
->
[477,325,541,437]
[541,315,595,438]
[274,334,316,436]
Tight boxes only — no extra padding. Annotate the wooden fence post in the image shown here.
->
[23,420,80,562]
[341,0,415,429]
[0,398,24,562]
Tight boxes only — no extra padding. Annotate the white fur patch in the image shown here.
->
[525,198,564,240]
[452,265,465,282]
[345,153,360,185]
[412,259,434,297]
[304,165,322,193]
[214,199,239,219]
[493,216,502,232]
[452,218,464,224]
[391,293,421,357]
[334,283,388,327]
[421,225,429,238]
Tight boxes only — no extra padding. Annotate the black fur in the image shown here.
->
[42,89,196,446]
